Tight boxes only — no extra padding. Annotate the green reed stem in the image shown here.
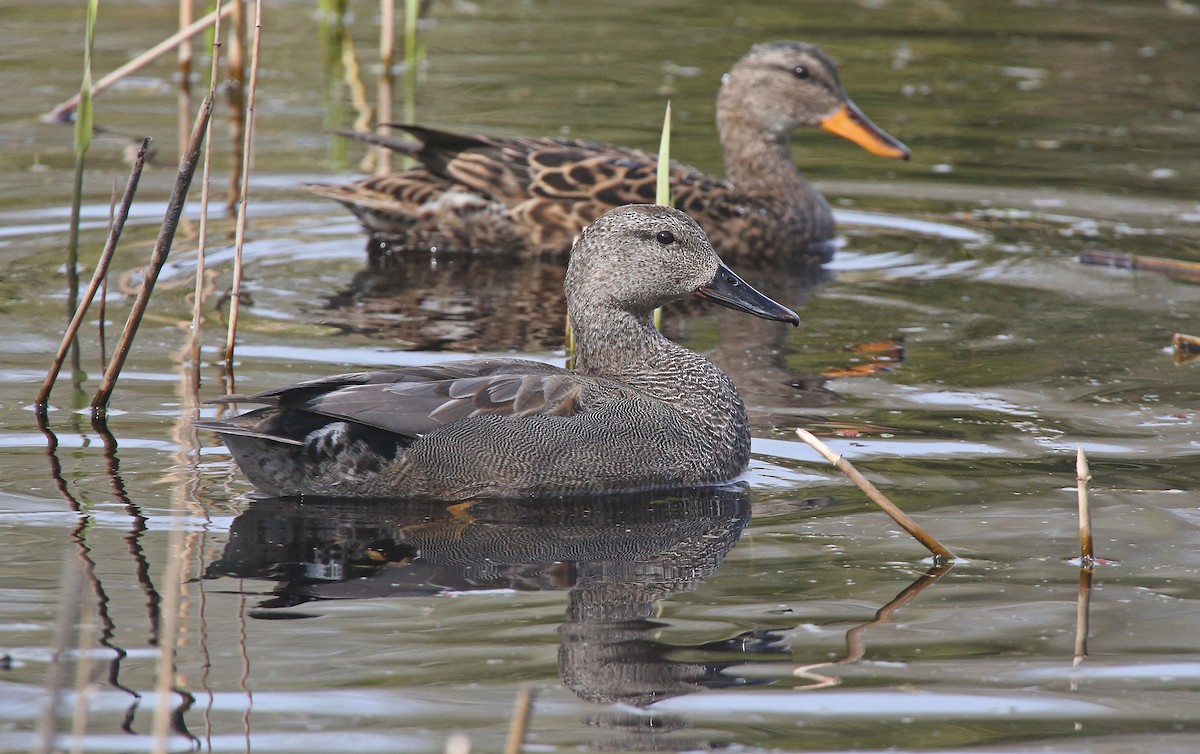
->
[653,101,672,330]
[63,0,100,387]
[656,100,672,208]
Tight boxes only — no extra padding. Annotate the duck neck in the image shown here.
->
[571,305,744,424]
[571,307,675,382]
[570,303,750,477]
[716,90,813,199]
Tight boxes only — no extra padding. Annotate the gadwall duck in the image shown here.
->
[305,41,909,262]
[197,205,799,499]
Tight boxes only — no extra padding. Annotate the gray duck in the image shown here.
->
[305,41,910,262]
[197,205,800,500]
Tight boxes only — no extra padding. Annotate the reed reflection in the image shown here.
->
[36,416,198,745]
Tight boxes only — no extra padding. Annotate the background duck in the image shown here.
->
[305,41,910,263]
[197,205,800,499]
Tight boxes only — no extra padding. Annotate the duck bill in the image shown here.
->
[694,262,800,326]
[820,100,911,160]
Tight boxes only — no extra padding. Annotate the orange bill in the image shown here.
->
[820,100,911,160]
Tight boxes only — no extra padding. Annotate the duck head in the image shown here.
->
[566,204,800,325]
[718,40,910,160]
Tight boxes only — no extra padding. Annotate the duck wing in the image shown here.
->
[207,358,600,441]
[314,126,753,251]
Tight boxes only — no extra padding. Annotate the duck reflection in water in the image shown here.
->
[320,232,844,420]
[206,486,791,710]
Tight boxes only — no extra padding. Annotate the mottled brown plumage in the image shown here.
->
[196,205,799,500]
[305,41,909,262]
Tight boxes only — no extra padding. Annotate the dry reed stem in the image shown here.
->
[186,0,227,390]
[42,2,240,123]
[376,0,395,174]
[92,97,213,411]
[37,138,152,409]
[504,685,534,754]
[222,0,264,364]
[178,0,193,75]
[177,0,195,163]
[795,428,956,561]
[225,0,247,208]
[1076,445,1094,563]
[403,0,419,124]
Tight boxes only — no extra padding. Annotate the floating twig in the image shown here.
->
[92,97,213,411]
[41,2,240,123]
[1079,250,1200,284]
[222,0,264,365]
[504,685,534,754]
[1076,445,1094,564]
[37,138,152,409]
[795,428,956,561]
[1172,332,1200,365]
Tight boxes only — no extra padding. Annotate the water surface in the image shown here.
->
[1,1,1199,752]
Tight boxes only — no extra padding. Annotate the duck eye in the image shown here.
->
[656,230,676,245]
[792,65,809,80]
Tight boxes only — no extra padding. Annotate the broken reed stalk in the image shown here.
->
[375,0,394,175]
[186,0,227,390]
[503,685,534,754]
[41,1,240,123]
[795,428,956,561]
[91,97,213,411]
[36,138,153,409]
[1076,445,1094,563]
[222,0,264,365]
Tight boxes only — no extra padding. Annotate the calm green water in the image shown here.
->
[1,0,1199,752]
